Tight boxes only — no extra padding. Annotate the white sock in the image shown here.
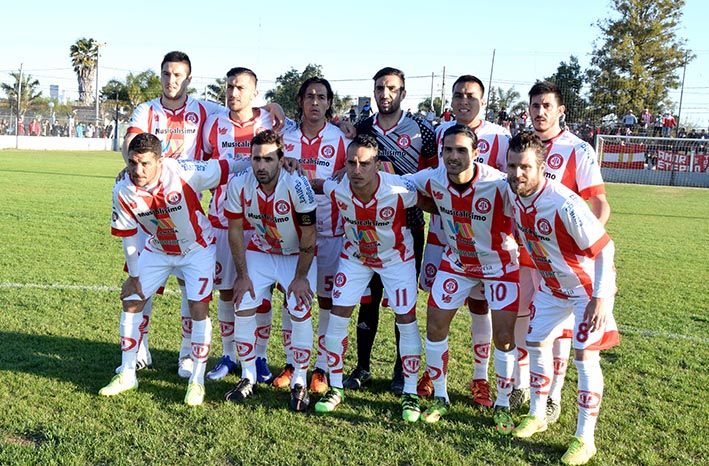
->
[139,298,153,358]
[574,357,603,442]
[471,312,492,380]
[513,314,530,389]
[425,337,450,402]
[493,347,516,407]
[289,317,313,388]
[528,345,553,420]
[549,337,571,402]
[324,314,350,389]
[234,315,257,382]
[396,321,422,395]
[189,318,211,385]
[281,306,294,366]
[217,299,236,361]
[179,285,192,359]
[254,307,273,359]
[315,308,331,371]
[119,311,142,378]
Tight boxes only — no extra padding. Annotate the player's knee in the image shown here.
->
[467,298,489,315]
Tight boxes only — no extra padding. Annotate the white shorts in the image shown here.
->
[316,235,344,298]
[332,258,418,315]
[527,291,620,350]
[428,258,519,312]
[125,244,216,303]
[213,228,254,291]
[419,243,444,292]
[237,249,317,319]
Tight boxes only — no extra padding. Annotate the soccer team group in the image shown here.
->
[102,51,619,465]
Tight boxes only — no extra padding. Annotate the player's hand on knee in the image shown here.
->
[583,297,607,332]
[120,276,145,300]
[287,277,313,309]
[232,276,255,309]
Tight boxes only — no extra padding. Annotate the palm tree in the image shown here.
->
[70,37,98,105]
[0,71,42,117]
[496,87,526,116]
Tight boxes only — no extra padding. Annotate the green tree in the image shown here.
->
[101,70,161,116]
[0,71,42,117]
[207,77,226,105]
[70,37,99,105]
[333,93,353,117]
[487,86,526,121]
[265,64,323,119]
[545,56,588,124]
[586,0,694,121]
[417,97,443,116]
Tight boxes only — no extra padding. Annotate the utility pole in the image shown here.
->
[15,63,23,149]
[93,41,107,134]
[440,66,446,116]
[676,52,688,136]
[486,49,496,116]
[430,72,435,110]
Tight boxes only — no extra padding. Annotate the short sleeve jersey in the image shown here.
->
[111,158,232,255]
[323,172,418,268]
[201,108,274,229]
[436,119,511,172]
[408,163,518,278]
[543,129,605,200]
[356,111,437,230]
[282,123,349,237]
[508,179,612,299]
[224,168,317,256]
[428,119,512,247]
[126,96,226,160]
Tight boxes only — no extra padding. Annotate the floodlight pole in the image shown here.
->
[676,52,688,134]
[93,42,106,134]
[15,63,23,149]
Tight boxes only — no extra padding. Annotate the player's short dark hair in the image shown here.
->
[251,130,284,159]
[372,67,405,88]
[442,124,478,149]
[347,134,379,158]
[508,131,546,166]
[297,76,334,121]
[226,67,258,85]
[529,80,563,106]
[161,51,191,75]
[452,75,485,98]
[128,133,162,158]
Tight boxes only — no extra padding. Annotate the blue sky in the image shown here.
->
[2,0,707,126]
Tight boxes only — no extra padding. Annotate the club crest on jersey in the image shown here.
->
[275,200,291,215]
[547,153,564,169]
[165,191,182,205]
[477,139,490,153]
[536,218,552,235]
[335,272,347,287]
[185,112,199,125]
[321,145,336,159]
[578,390,602,409]
[475,197,492,214]
[379,206,395,220]
[397,134,412,149]
[424,263,437,278]
[442,278,459,294]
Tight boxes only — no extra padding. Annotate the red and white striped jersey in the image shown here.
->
[111,158,233,255]
[436,119,511,172]
[224,168,317,256]
[323,172,418,268]
[126,96,226,160]
[201,108,274,229]
[408,163,518,278]
[509,179,612,299]
[428,119,512,247]
[282,123,349,236]
[543,129,605,200]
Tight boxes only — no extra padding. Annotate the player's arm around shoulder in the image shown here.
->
[290,171,317,212]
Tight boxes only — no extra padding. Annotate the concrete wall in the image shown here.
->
[0,135,119,151]
[601,167,709,188]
